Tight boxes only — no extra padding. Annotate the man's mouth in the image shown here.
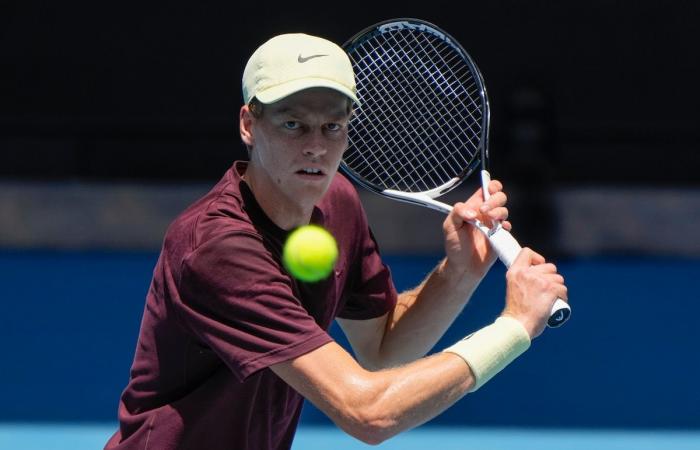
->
[296,168,324,176]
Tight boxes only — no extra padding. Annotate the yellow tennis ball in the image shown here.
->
[283,225,338,282]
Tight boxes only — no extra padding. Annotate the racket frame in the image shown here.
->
[340,18,570,327]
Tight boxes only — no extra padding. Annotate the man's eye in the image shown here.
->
[284,121,300,130]
[326,123,341,131]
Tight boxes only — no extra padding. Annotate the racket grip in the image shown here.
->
[487,226,571,328]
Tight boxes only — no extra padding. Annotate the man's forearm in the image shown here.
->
[273,341,475,445]
[377,258,488,366]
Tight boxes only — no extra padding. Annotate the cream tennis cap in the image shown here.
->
[242,33,359,105]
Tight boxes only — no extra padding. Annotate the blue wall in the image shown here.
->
[1,251,698,428]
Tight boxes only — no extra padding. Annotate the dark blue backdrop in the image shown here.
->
[1,251,698,428]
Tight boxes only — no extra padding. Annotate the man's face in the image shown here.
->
[242,88,352,208]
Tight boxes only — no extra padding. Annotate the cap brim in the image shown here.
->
[255,78,360,106]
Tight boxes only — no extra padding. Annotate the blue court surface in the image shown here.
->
[1,424,699,450]
[2,252,699,448]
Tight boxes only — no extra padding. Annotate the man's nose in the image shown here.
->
[302,129,327,157]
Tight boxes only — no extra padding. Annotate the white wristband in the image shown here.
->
[443,316,531,392]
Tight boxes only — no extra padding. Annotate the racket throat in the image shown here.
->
[382,189,453,214]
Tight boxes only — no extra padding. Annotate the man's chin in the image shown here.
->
[292,182,331,204]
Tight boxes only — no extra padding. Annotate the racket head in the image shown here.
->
[340,18,491,199]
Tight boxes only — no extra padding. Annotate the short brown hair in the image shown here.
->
[248,97,264,118]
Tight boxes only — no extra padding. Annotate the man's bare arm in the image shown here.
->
[275,248,566,444]
[339,180,511,369]
[338,257,479,369]
[271,340,473,445]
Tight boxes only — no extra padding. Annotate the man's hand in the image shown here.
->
[502,248,568,339]
[442,179,512,279]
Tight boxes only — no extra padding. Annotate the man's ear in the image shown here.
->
[239,105,254,147]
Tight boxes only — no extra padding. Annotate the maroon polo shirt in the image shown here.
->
[105,162,397,450]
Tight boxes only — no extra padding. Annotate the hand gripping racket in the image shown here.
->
[340,18,571,327]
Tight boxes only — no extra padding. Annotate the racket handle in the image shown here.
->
[487,226,571,328]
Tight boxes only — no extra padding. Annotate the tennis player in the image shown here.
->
[105,33,567,450]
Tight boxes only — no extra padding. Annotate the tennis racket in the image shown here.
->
[340,18,571,327]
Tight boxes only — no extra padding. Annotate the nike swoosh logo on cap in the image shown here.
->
[298,54,328,63]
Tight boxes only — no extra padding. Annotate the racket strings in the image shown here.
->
[404,34,483,144]
[375,34,480,172]
[362,39,465,184]
[344,28,485,193]
[348,36,462,187]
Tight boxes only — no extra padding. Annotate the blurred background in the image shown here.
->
[1,0,699,448]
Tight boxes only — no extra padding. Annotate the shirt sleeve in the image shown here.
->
[174,231,333,382]
[336,213,398,320]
